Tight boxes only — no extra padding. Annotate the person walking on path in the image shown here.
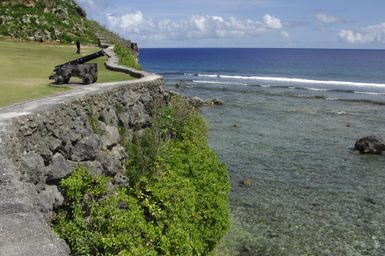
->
[76,40,81,54]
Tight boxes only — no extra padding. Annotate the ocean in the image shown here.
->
[140,48,385,255]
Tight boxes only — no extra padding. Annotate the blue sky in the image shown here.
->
[77,0,385,49]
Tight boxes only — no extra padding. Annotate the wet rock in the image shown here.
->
[176,80,187,88]
[188,96,206,107]
[239,178,254,187]
[363,197,376,205]
[169,90,180,96]
[354,135,385,154]
[187,96,224,107]
[211,98,224,105]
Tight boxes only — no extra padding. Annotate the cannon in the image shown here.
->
[49,50,105,85]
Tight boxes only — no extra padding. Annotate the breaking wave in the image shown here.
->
[185,73,385,88]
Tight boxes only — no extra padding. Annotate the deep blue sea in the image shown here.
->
[141,48,385,255]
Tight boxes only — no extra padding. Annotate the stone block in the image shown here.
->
[101,125,120,149]
[46,153,74,184]
[71,134,101,162]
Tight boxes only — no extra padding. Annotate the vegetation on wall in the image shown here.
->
[91,25,142,70]
[114,43,142,70]
[52,97,230,255]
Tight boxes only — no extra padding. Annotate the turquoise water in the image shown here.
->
[141,48,385,255]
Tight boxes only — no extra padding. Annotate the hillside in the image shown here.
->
[0,0,141,68]
[0,0,142,107]
[0,0,98,43]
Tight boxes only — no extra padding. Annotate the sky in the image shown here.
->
[76,0,385,49]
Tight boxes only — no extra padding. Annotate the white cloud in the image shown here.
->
[316,13,340,25]
[105,11,285,42]
[263,14,282,29]
[76,0,114,13]
[339,22,385,44]
[281,31,290,39]
[77,0,95,5]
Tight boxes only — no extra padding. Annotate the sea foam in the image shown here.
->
[186,73,385,88]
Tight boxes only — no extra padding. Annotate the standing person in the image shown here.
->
[76,40,80,54]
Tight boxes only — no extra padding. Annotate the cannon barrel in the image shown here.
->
[54,50,105,71]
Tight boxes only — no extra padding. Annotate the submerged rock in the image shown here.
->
[211,98,224,105]
[354,135,385,154]
[175,80,187,88]
[239,178,254,187]
[187,96,225,108]
[188,96,205,107]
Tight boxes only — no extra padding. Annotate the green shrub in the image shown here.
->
[114,43,142,70]
[87,105,100,134]
[52,97,230,255]
[125,127,163,185]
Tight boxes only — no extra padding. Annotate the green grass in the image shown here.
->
[0,40,133,107]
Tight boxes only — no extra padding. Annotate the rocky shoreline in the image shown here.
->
[169,91,224,108]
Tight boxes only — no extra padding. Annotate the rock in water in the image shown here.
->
[354,135,385,154]
[212,98,224,105]
[188,96,205,107]
[239,178,254,187]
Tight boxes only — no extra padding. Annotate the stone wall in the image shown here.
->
[0,68,168,255]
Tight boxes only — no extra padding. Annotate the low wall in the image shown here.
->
[0,50,168,255]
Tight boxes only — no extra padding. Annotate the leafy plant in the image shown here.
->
[87,104,100,134]
[114,43,142,70]
[52,96,230,255]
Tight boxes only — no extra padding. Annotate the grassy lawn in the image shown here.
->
[0,40,133,107]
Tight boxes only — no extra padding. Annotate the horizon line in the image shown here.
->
[139,46,385,51]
